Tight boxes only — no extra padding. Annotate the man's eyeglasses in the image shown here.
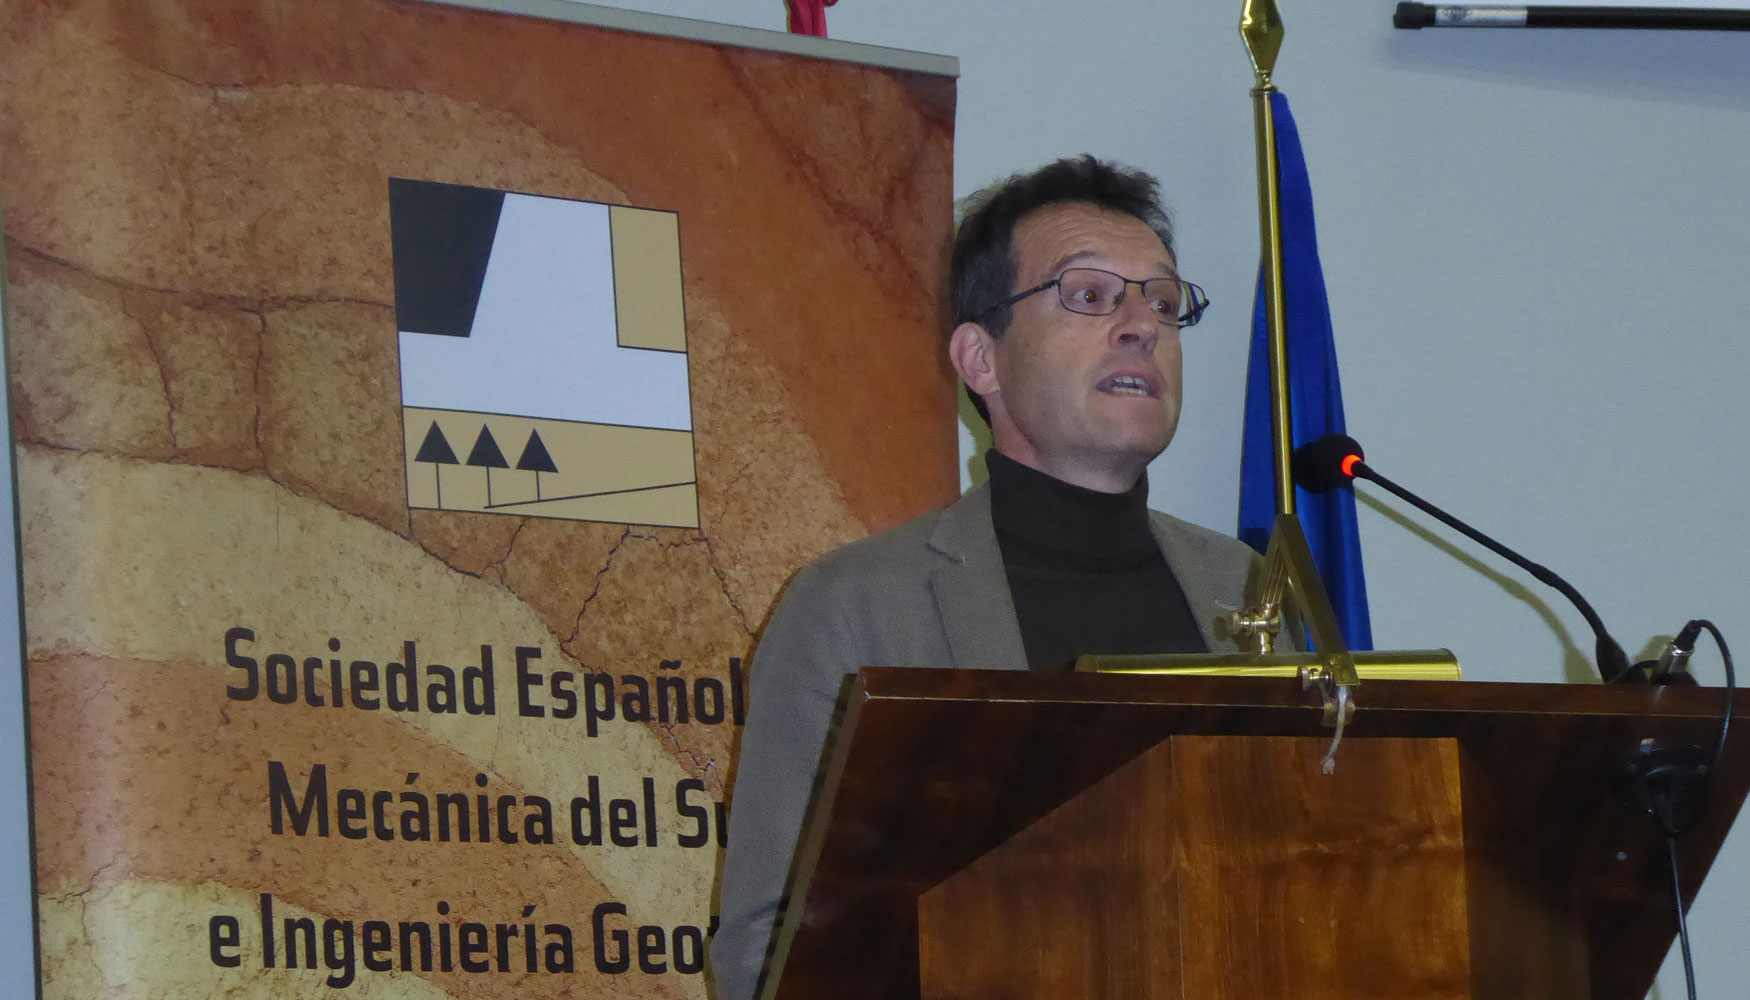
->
[977,267,1210,328]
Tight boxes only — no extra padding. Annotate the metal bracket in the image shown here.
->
[1232,514,1362,770]
[1217,602,1282,654]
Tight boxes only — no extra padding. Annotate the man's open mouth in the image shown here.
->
[1098,374,1156,398]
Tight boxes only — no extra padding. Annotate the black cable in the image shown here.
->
[1665,832,1699,1000]
[1650,620,1731,1000]
[1691,620,1735,772]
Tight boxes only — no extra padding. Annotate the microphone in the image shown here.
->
[1292,434,1636,683]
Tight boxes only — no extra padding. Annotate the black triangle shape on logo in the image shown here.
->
[466,425,510,469]
[515,429,559,474]
[414,421,459,465]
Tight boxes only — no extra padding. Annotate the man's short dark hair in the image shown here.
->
[951,155,1175,424]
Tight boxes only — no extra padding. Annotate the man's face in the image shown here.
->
[971,201,1185,491]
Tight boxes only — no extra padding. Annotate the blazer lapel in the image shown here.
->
[926,485,1027,671]
[1151,514,1235,654]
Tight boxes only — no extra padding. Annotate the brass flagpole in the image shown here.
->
[1088,7,1465,767]
[1241,0,1294,518]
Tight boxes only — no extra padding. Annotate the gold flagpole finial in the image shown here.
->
[1240,0,1285,87]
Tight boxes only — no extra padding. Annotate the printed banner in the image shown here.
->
[0,1,956,996]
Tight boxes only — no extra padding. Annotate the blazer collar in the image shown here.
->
[925,484,1028,671]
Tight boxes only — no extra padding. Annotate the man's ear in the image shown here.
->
[949,321,999,398]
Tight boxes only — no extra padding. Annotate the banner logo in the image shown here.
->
[390,179,698,527]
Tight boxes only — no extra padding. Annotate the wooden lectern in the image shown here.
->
[763,668,1749,1000]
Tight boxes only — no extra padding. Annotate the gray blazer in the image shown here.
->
[709,483,1261,1000]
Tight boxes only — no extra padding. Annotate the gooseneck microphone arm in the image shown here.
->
[1290,433,1634,683]
[1348,459,1632,682]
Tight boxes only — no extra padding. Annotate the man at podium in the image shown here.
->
[711,156,1263,1000]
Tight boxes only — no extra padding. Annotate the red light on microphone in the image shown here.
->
[1340,454,1361,478]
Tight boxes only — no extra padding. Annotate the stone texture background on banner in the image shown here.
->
[1,1,956,996]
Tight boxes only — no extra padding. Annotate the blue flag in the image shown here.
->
[1237,90,1373,650]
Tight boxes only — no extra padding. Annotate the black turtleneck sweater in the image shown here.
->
[986,450,1207,671]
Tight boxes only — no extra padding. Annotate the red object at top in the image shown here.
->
[1340,453,1362,478]
[787,0,837,37]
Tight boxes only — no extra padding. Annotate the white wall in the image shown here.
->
[4,1,1746,996]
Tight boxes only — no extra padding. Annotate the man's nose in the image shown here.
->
[1111,289,1161,350]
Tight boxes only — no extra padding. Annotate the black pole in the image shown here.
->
[1395,3,1750,30]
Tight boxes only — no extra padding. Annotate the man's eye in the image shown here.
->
[1148,296,1178,315]
[1071,287,1102,304]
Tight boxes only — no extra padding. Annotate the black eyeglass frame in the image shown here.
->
[974,267,1210,328]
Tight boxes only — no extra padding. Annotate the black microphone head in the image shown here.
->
[1292,434,1365,492]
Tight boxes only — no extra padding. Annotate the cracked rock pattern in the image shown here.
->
[3,1,956,997]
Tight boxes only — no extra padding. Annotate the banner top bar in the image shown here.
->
[424,0,961,77]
